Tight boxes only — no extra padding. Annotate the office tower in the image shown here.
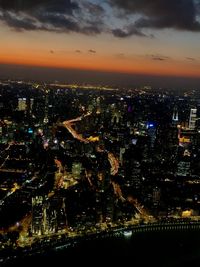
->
[30,98,34,114]
[172,106,179,125]
[177,158,191,177]
[147,122,157,148]
[189,108,197,130]
[44,88,49,124]
[43,202,57,234]
[31,196,45,236]
[152,187,161,208]
[119,147,126,166]
[72,162,82,179]
[18,98,27,111]
[57,198,67,231]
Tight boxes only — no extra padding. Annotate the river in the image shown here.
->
[4,230,200,267]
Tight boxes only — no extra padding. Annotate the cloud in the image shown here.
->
[81,2,105,17]
[115,53,126,59]
[75,50,81,53]
[50,50,54,54]
[145,54,170,61]
[88,49,96,53]
[152,57,166,61]
[0,0,78,14]
[195,0,200,13]
[109,0,200,36]
[0,0,105,35]
[0,0,200,38]
[1,12,39,31]
[112,23,147,37]
[186,57,196,61]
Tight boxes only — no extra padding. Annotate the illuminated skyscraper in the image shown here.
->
[189,108,197,130]
[18,98,27,111]
[172,106,179,125]
[43,202,57,234]
[72,162,82,179]
[31,195,67,235]
[152,187,161,208]
[57,198,67,231]
[147,122,157,148]
[30,98,34,114]
[119,147,126,166]
[177,160,191,177]
[43,88,49,124]
[31,196,45,236]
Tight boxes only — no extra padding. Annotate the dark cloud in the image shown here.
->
[110,0,200,36]
[152,57,166,61]
[144,54,170,61]
[35,13,80,32]
[0,0,200,38]
[0,0,78,14]
[186,57,196,61]
[195,0,200,13]
[75,50,81,53]
[150,55,169,61]
[112,24,147,37]
[0,0,104,35]
[88,49,96,53]
[1,12,38,31]
[81,2,104,17]
[50,50,54,54]
[77,1,105,35]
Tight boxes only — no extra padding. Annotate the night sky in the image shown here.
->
[0,0,200,88]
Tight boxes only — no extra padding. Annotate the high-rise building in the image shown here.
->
[30,98,34,114]
[18,98,27,111]
[31,195,67,236]
[176,160,191,177]
[189,108,197,130]
[152,187,161,208]
[43,202,57,234]
[172,106,179,125]
[119,147,126,165]
[147,122,157,148]
[31,196,45,236]
[57,198,67,231]
[72,162,82,179]
[43,89,49,124]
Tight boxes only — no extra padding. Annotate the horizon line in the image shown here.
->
[1,62,200,81]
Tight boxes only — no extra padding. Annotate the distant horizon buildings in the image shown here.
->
[1,65,200,91]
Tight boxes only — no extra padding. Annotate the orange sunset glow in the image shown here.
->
[0,0,200,87]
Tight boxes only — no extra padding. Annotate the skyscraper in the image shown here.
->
[172,106,179,125]
[189,108,197,130]
[31,196,45,236]
[18,98,27,111]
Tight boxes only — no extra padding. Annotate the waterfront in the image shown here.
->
[3,229,200,267]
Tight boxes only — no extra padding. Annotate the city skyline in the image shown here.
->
[1,80,200,265]
[0,0,200,88]
[1,1,200,265]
